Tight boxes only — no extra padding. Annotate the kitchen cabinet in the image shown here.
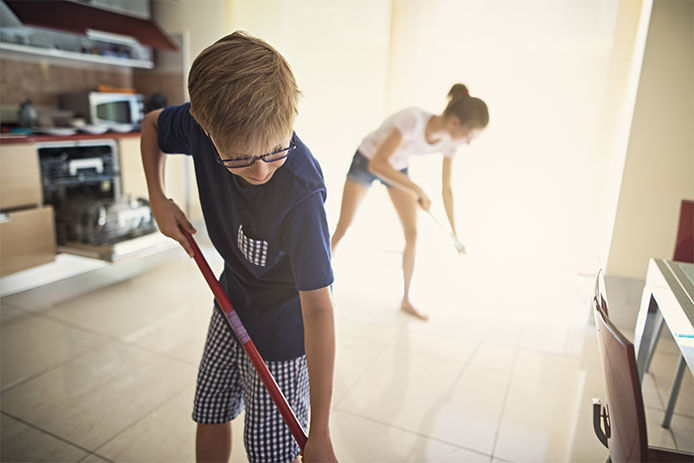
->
[118,136,193,216]
[0,206,56,277]
[0,142,56,276]
[0,143,42,210]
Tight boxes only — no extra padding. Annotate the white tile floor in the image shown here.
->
[1,237,692,462]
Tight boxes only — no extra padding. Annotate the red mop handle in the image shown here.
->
[181,229,308,450]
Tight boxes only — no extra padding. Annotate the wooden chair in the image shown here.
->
[592,271,693,462]
[673,199,693,264]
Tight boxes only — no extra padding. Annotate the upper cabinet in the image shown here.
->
[81,0,151,20]
[0,0,177,69]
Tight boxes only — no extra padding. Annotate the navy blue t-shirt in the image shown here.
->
[157,103,334,360]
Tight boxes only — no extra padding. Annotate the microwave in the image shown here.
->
[60,92,145,130]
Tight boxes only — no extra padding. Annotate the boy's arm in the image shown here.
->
[140,109,196,257]
[299,286,338,462]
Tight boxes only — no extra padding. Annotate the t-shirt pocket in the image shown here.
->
[237,224,270,267]
[236,225,286,276]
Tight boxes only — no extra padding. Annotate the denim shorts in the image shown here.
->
[346,151,408,187]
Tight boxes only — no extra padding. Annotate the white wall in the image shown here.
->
[152,0,672,291]
[384,0,649,283]
[153,0,227,68]
[226,0,392,227]
[607,0,694,279]
[151,0,230,222]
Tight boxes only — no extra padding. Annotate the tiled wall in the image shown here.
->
[133,70,186,107]
[0,57,133,107]
[0,57,186,117]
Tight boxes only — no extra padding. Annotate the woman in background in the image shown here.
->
[331,83,489,320]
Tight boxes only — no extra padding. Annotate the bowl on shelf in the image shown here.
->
[38,127,78,136]
[81,124,109,134]
[109,123,134,133]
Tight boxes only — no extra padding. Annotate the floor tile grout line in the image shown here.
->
[1,318,198,396]
[487,347,520,461]
[335,331,396,348]
[0,410,115,462]
[646,372,694,420]
[88,385,191,458]
[644,404,694,419]
[643,386,686,451]
[379,341,482,370]
[34,311,201,366]
[334,407,494,460]
[332,332,484,410]
[0,301,38,326]
[77,451,115,463]
[1,343,107,395]
[507,371,605,397]
[1,339,196,396]
[331,342,390,409]
[337,342,487,458]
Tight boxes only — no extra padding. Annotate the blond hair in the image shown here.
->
[188,31,300,155]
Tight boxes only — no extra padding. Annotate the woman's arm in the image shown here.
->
[368,128,431,210]
[441,156,457,236]
[140,109,196,256]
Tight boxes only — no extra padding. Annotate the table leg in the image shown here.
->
[635,291,664,381]
[662,355,687,428]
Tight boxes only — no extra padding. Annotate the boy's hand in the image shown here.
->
[150,196,196,257]
[301,433,337,462]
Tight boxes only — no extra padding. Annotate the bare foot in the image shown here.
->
[401,300,429,321]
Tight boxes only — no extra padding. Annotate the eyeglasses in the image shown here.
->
[213,136,296,169]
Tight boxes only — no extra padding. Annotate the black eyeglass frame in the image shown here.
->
[212,135,296,169]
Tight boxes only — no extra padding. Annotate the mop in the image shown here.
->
[425,209,466,254]
[181,229,308,450]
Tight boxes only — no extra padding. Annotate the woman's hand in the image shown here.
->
[453,236,467,255]
[150,195,196,257]
[415,187,432,211]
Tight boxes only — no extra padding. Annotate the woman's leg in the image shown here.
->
[386,186,428,321]
[331,179,369,254]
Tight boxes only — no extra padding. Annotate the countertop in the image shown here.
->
[0,131,141,145]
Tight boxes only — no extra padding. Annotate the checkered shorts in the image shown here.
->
[193,306,310,463]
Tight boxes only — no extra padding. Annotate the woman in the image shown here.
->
[331,83,489,320]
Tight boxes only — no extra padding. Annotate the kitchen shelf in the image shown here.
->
[0,131,141,145]
[0,41,153,69]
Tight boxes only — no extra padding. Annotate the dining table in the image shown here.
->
[634,258,694,427]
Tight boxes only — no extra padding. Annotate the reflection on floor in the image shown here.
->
[1,237,692,462]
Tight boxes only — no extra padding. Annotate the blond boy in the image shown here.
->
[141,31,337,463]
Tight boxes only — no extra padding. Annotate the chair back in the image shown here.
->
[593,273,649,462]
[674,199,694,263]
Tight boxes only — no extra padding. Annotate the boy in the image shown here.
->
[140,31,337,463]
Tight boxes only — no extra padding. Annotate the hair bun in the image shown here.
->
[448,83,469,101]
